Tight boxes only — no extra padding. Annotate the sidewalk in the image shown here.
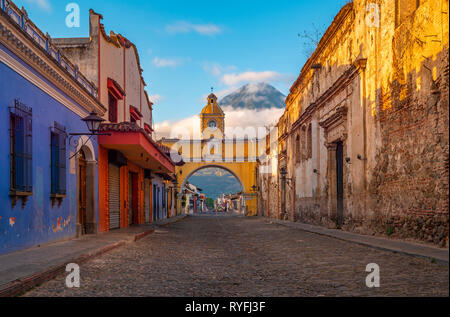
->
[267,218,449,264]
[0,215,186,297]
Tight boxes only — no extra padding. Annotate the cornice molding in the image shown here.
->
[291,62,360,132]
[0,13,105,114]
[286,3,354,104]
[319,105,348,130]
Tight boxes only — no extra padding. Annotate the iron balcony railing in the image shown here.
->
[0,0,98,99]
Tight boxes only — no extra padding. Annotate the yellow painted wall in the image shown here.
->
[174,161,258,216]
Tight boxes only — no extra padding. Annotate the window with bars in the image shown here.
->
[50,122,67,196]
[108,92,118,123]
[10,99,33,194]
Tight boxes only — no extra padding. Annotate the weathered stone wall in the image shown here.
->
[366,5,449,245]
[260,0,449,247]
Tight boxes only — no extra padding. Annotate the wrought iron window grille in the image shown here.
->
[50,122,67,208]
[9,99,33,209]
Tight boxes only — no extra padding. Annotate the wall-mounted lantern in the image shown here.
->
[82,112,104,134]
[69,111,111,159]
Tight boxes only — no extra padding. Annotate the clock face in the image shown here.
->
[208,120,217,129]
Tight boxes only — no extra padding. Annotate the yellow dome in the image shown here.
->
[201,93,224,115]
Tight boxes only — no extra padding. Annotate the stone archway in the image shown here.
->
[76,137,97,236]
[180,164,245,194]
[179,164,245,214]
[175,161,258,215]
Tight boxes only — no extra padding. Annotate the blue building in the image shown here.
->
[0,0,106,255]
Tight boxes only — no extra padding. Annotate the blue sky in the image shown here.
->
[14,0,348,125]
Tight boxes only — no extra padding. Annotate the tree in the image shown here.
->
[298,23,326,58]
[206,198,215,209]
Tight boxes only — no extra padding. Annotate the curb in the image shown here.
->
[268,219,449,265]
[0,215,188,297]
[0,235,135,297]
[134,229,155,242]
[162,215,187,227]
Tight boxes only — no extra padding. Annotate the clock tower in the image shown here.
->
[200,92,225,140]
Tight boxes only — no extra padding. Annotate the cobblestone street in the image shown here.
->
[24,214,449,297]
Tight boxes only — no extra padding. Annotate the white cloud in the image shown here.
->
[223,106,283,136]
[154,107,283,140]
[220,71,290,86]
[154,115,201,140]
[202,62,236,77]
[149,94,164,104]
[166,21,222,36]
[153,57,189,68]
[24,0,51,11]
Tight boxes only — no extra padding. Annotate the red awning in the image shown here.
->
[130,105,143,121]
[99,123,175,174]
[144,123,153,134]
[107,78,126,100]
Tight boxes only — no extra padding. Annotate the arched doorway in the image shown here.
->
[78,150,87,235]
[76,140,97,236]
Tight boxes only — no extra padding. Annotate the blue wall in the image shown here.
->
[0,43,99,255]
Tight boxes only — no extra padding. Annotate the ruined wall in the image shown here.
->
[266,0,449,246]
[365,0,449,246]
[284,3,361,228]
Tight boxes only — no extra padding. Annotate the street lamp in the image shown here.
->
[82,111,105,134]
[69,111,111,159]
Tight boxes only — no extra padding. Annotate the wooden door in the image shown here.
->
[128,173,133,225]
[78,151,87,234]
[336,141,344,228]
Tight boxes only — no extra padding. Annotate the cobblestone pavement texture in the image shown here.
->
[24,215,449,297]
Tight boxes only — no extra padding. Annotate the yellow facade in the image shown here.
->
[200,93,225,140]
[161,93,263,216]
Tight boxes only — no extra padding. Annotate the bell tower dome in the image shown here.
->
[200,92,225,140]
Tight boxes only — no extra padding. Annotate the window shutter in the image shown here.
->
[58,132,66,194]
[9,100,33,194]
[25,115,32,192]
[15,116,25,192]
[51,132,59,194]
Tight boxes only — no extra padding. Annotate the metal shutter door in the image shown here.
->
[109,164,121,230]
[144,179,150,223]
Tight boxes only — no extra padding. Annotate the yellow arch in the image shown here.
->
[175,161,258,216]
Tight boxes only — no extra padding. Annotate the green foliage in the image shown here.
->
[386,225,395,236]
[206,198,215,209]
